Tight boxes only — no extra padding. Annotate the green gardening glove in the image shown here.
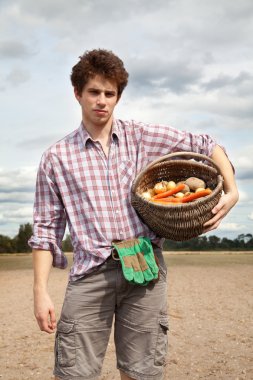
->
[112,237,159,286]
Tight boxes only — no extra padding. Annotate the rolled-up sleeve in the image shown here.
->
[28,152,68,269]
[141,123,217,158]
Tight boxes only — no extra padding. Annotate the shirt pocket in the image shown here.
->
[119,160,136,191]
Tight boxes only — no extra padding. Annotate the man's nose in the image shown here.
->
[97,93,106,105]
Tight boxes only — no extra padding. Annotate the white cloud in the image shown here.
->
[0,39,31,58]
[233,156,253,181]
[236,190,249,202]
[236,156,253,168]
[201,71,253,96]
[0,192,34,203]
[17,134,63,150]
[0,201,33,237]
[0,206,32,221]
[0,167,37,192]
[6,68,30,85]
[128,57,202,95]
[218,222,245,232]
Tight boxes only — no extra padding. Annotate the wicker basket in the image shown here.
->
[131,152,223,241]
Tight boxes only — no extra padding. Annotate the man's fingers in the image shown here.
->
[40,319,55,334]
[36,312,56,334]
[34,291,56,333]
[49,308,57,330]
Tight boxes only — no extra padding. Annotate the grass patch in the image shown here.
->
[164,252,253,267]
[0,254,33,271]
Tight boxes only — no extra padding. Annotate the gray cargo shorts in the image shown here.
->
[54,247,168,380]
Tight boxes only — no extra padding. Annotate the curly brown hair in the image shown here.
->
[70,49,129,97]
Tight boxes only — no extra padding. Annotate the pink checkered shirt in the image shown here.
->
[29,119,216,281]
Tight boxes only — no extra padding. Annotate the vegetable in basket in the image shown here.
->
[141,176,213,205]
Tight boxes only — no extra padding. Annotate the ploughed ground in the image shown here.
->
[0,252,252,380]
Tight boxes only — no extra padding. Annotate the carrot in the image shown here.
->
[152,183,186,199]
[152,197,182,204]
[181,188,212,203]
[160,197,182,203]
[151,199,181,205]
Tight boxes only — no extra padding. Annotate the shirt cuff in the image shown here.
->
[28,236,68,269]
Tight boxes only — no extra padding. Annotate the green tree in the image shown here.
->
[220,237,233,250]
[198,236,209,250]
[0,234,16,253]
[208,235,220,249]
[245,235,253,250]
[15,223,33,253]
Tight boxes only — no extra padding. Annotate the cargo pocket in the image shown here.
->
[56,320,76,367]
[154,316,169,366]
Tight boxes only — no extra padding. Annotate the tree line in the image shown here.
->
[163,233,253,251]
[0,223,252,253]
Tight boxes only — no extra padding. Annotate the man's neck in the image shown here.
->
[82,117,113,142]
[82,117,113,158]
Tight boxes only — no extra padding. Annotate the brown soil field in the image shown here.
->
[0,252,253,380]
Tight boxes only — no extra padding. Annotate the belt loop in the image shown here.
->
[111,247,120,261]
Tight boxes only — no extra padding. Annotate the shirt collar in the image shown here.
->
[78,119,121,148]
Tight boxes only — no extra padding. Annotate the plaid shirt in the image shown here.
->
[29,119,216,281]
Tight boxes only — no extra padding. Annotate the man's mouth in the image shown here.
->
[94,109,107,115]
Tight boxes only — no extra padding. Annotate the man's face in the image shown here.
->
[75,75,119,128]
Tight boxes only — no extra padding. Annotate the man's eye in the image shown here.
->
[89,90,100,95]
[105,92,116,97]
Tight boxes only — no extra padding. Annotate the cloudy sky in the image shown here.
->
[0,0,252,240]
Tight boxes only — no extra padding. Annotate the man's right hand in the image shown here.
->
[34,289,56,333]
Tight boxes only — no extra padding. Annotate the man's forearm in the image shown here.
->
[211,145,238,197]
[32,249,57,333]
[203,144,239,232]
[32,249,53,291]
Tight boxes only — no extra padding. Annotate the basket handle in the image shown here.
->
[144,151,221,174]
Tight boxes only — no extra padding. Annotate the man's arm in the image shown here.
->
[33,249,56,334]
[204,144,239,232]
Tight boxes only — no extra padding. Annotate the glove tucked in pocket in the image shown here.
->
[112,237,159,286]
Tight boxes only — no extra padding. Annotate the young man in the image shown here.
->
[29,49,239,380]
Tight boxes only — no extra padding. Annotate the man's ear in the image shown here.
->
[74,87,81,102]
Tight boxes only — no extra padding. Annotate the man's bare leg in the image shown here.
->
[120,370,135,380]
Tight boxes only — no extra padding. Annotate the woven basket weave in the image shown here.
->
[131,152,223,241]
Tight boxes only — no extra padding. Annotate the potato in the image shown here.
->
[176,181,190,194]
[154,181,168,194]
[147,188,156,197]
[185,177,206,191]
[174,192,184,198]
[141,191,152,200]
[195,187,206,193]
[167,181,176,190]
